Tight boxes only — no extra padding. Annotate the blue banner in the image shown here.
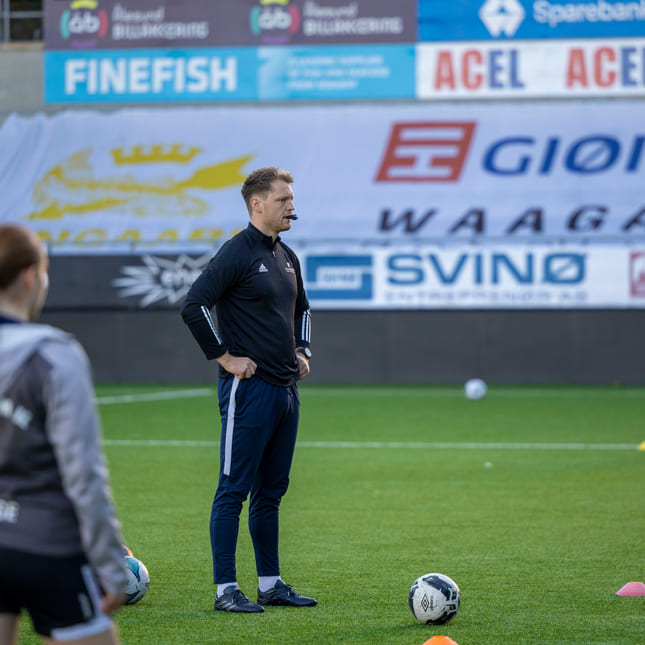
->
[419,0,645,41]
[44,44,415,103]
[44,48,259,103]
[258,44,415,100]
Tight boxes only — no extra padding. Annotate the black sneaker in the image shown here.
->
[214,586,264,613]
[257,580,317,607]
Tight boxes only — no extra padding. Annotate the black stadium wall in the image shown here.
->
[40,308,645,386]
[35,253,645,385]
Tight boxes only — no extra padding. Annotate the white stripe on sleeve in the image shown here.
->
[300,309,311,343]
[201,306,222,344]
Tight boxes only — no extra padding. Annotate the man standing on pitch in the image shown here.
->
[0,224,129,644]
[181,167,316,613]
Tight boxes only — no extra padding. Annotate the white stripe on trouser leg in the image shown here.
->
[224,377,240,476]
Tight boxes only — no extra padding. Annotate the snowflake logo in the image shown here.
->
[112,254,211,307]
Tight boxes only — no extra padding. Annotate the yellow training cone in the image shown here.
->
[423,637,460,645]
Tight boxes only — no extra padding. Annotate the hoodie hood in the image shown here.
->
[0,322,72,395]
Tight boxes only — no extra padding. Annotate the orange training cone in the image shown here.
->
[423,637,460,645]
[616,582,645,596]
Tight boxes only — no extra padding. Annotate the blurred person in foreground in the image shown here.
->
[181,167,316,613]
[0,224,128,645]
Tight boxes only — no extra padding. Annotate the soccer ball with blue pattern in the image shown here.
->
[124,555,150,605]
[408,573,460,625]
[464,378,487,400]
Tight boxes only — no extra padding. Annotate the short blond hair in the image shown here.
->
[241,167,294,213]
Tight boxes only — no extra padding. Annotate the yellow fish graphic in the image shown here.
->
[27,148,253,220]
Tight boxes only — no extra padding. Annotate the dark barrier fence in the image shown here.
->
[40,308,645,386]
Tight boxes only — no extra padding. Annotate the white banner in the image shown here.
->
[417,39,645,99]
[299,245,645,309]
[0,102,644,252]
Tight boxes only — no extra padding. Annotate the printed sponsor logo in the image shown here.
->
[61,53,241,97]
[533,0,645,30]
[248,0,411,45]
[110,3,209,44]
[375,122,475,182]
[0,398,33,430]
[305,255,373,299]
[60,0,108,48]
[565,43,645,90]
[479,0,526,37]
[304,249,594,307]
[112,254,211,307]
[478,0,645,38]
[25,147,250,222]
[299,0,406,40]
[630,252,645,296]
[376,122,645,181]
[250,0,301,44]
[417,41,645,97]
[387,251,586,285]
[0,499,19,523]
[376,204,645,237]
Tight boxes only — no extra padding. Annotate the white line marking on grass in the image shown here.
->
[299,387,645,399]
[102,439,639,451]
[298,441,639,451]
[96,388,214,405]
[105,439,219,447]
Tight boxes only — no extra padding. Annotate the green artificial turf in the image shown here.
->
[18,385,645,644]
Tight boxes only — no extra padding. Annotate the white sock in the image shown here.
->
[258,576,281,592]
[217,582,238,598]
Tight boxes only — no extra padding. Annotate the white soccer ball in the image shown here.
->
[464,378,487,400]
[124,555,150,605]
[408,573,461,625]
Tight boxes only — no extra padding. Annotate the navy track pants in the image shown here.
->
[211,375,299,584]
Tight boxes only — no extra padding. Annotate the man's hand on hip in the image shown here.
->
[217,352,257,379]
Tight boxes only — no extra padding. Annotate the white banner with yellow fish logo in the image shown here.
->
[1,103,644,253]
[0,110,255,252]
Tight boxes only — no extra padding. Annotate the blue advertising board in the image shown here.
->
[257,44,415,100]
[44,43,415,103]
[419,0,645,41]
[44,48,259,103]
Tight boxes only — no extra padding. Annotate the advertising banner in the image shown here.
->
[417,38,645,99]
[1,103,644,251]
[419,0,645,41]
[45,0,417,50]
[299,244,645,309]
[43,0,417,103]
[45,245,645,310]
[44,44,414,103]
[44,48,260,103]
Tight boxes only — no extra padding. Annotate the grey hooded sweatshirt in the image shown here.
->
[0,320,128,597]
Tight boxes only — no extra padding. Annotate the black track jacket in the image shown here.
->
[180,224,311,387]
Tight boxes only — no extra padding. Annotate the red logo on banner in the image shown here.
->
[630,252,645,297]
[375,122,475,182]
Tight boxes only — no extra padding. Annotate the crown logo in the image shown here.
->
[111,144,202,165]
[260,0,290,5]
